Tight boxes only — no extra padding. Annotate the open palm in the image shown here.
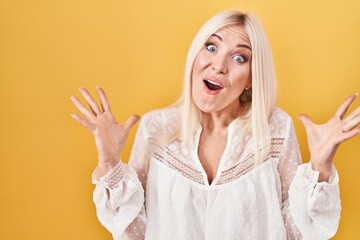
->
[71,87,139,172]
[298,93,360,180]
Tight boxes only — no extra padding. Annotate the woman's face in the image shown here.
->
[191,25,252,115]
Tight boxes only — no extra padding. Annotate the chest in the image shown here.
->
[145,156,285,239]
[197,133,228,184]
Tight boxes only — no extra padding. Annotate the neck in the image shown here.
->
[200,103,247,135]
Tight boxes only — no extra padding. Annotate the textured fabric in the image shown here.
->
[92,106,341,240]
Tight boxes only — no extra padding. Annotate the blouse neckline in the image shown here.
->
[192,117,243,186]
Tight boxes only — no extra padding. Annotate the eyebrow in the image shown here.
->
[210,33,252,51]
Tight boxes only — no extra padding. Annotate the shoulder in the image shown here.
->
[268,107,294,138]
[139,105,181,138]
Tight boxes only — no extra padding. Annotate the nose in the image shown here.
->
[211,53,228,74]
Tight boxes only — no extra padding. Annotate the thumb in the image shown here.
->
[297,114,314,132]
[124,114,140,132]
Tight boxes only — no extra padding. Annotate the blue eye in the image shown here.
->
[233,55,245,63]
[206,44,217,52]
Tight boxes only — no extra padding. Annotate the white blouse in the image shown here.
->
[92,106,341,240]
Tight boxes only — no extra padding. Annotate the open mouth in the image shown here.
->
[204,79,223,91]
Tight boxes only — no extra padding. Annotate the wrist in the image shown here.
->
[310,160,332,182]
[97,159,119,175]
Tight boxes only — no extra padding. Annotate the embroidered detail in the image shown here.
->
[271,138,285,159]
[149,139,206,185]
[216,153,256,185]
[102,162,127,190]
[216,138,285,185]
[149,138,284,186]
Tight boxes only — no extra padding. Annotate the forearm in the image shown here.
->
[287,162,341,239]
[93,162,146,239]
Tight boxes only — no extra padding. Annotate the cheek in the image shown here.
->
[191,55,207,90]
[191,76,202,97]
[232,66,251,86]
[193,52,209,73]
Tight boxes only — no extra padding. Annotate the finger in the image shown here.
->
[96,86,111,112]
[71,113,96,132]
[343,115,360,132]
[124,115,140,132]
[297,114,314,133]
[334,93,358,119]
[343,106,360,124]
[70,96,96,121]
[337,128,360,143]
[79,87,102,115]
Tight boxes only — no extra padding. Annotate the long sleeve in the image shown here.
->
[92,113,153,240]
[92,163,146,240]
[278,120,341,240]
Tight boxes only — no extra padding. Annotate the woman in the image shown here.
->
[71,10,360,239]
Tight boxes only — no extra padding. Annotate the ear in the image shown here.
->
[246,79,252,89]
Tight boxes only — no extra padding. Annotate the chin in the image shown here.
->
[195,102,221,114]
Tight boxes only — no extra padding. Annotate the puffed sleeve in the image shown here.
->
[278,120,341,240]
[91,113,153,240]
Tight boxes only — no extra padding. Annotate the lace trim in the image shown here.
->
[149,138,284,186]
[149,139,206,185]
[101,162,127,190]
[271,138,285,158]
[305,162,319,183]
[216,153,256,185]
[216,138,285,185]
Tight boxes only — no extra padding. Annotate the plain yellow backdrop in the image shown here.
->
[0,0,359,239]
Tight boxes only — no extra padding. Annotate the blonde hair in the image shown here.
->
[172,10,277,165]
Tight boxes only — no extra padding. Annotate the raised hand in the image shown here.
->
[70,87,140,175]
[298,93,360,182]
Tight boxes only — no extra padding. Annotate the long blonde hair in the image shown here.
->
[172,10,277,164]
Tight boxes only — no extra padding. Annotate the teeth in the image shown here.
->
[204,79,223,91]
[205,79,221,86]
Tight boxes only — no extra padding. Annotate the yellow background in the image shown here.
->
[1,0,359,239]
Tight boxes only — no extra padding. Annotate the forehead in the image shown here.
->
[211,25,251,46]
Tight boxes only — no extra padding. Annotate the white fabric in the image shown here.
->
[92,106,341,240]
